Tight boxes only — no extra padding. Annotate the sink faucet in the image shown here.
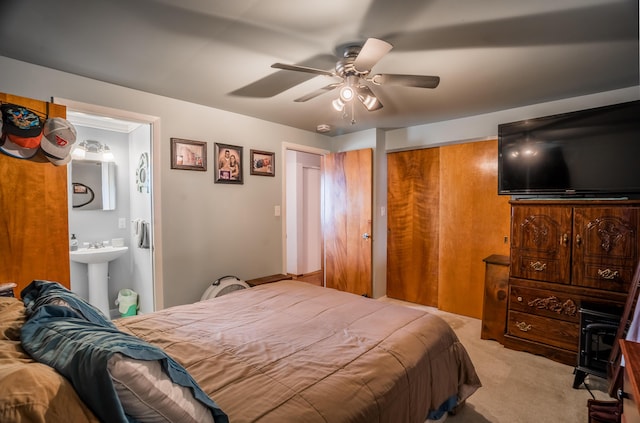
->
[88,242,104,249]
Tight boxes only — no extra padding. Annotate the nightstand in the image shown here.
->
[246,274,292,287]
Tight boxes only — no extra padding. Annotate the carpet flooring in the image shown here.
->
[379,297,613,423]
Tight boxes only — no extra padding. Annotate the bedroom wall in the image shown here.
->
[128,124,154,315]
[0,56,331,308]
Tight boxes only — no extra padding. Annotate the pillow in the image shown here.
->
[109,353,214,423]
[0,297,25,341]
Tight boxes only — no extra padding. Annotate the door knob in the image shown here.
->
[362,233,371,240]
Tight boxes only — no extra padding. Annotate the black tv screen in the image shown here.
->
[498,100,640,197]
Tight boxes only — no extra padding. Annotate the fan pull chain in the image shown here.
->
[350,100,356,125]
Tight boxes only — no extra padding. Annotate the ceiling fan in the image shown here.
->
[271,38,440,113]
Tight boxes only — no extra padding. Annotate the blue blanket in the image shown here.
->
[20,280,228,423]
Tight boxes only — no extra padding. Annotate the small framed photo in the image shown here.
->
[250,150,275,177]
[171,138,207,171]
[215,143,243,184]
[73,183,88,194]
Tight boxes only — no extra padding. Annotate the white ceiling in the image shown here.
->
[0,0,637,137]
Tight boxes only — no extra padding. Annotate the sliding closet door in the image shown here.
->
[387,147,440,306]
[438,140,510,317]
[387,140,510,317]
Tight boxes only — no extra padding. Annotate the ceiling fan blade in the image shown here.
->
[372,74,440,89]
[230,54,335,97]
[353,38,393,72]
[355,85,383,111]
[271,63,335,77]
[294,83,341,102]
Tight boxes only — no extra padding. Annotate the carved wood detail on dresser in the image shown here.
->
[503,200,639,366]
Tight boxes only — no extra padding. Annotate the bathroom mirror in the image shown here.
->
[71,160,116,210]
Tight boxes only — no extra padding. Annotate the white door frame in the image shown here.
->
[54,98,164,311]
[281,142,329,276]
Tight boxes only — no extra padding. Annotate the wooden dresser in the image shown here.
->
[503,200,640,365]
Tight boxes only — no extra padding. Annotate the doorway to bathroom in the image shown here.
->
[56,98,162,318]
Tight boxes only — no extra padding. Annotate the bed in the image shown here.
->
[1,280,481,423]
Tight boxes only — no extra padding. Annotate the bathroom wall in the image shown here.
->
[128,124,153,314]
[68,126,132,309]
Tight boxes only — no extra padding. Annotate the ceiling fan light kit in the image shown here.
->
[339,86,354,102]
[332,97,346,112]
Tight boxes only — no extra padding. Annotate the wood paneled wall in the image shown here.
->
[0,93,69,297]
[387,140,510,318]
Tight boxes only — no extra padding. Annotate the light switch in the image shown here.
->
[118,218,126,229]
[274,205,281,217]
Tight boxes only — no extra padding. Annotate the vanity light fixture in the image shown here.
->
[72,140,115,162]
[102,145,114,161]
[71,144,86,159]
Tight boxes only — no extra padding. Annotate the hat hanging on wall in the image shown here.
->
[0,104,44,159]
[41,117,77,166]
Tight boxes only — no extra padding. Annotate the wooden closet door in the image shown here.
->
[387,147,440,306]
[439,140,510,318]
[387,140,510,317]
[0,93,69,297]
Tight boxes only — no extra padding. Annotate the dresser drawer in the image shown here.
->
[507,310,579,351]
[509,284,579,323]
[573,262,631,293]
[512,255,567,284]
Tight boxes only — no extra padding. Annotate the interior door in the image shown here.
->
[323,149,373,296]
[0,93,70,296]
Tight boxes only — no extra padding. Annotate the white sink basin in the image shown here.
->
[70,246,128,264]
[69,246,129,319]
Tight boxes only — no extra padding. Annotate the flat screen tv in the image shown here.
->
[498,100,640,197]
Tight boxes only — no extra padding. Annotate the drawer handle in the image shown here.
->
[530,261,547,272]
[516,321,532,332]
[517,296,523,302]
[598,268,620,280]
[527,296,577,317]
[560,233,569,246]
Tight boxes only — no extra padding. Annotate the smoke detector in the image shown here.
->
[316,124,331,133]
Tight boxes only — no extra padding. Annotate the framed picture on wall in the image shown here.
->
[170,138,207,171]
[215,143,243,184]
[250,150,275,177]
